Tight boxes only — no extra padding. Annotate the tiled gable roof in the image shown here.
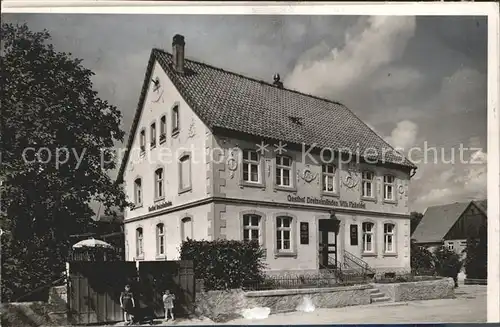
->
[411,202,471,243]
[473,199,487,216]
[117,49,416,183]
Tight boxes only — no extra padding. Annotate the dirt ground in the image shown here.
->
[111,284,486,326]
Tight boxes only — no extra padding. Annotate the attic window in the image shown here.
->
[288,116,303,125]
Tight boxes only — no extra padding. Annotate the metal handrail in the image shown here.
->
[343,250,376,275]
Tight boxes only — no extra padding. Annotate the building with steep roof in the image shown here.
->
[411,200,487,255]
[117,35,417,275]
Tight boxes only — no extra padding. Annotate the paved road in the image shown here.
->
[113,284,486,325]
[225,284,487,324]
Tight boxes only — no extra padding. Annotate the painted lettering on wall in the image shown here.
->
[287,195,366,209]
[148,201,173,212]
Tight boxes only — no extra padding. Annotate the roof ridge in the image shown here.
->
[154,48,408,164]
[153,48,347,108]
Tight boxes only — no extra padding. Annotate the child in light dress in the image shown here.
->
[162,289,176,321]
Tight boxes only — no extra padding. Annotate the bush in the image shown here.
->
[433,246,463,284]
[410,240,435,274]
[180,239,266,291]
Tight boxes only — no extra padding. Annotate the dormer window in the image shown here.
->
[150,122,156,148]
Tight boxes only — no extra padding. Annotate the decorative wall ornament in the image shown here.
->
[226,150,238,179]
[300,165,318,183]
[151,77,164,103]
[187,119,196,138]
[342,161,359,189]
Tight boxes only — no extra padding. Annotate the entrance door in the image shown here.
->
[318,219,337,269]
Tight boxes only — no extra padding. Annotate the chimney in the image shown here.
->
[273,73,283,88]
[172,34,185,73]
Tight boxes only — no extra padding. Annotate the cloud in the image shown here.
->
[384,120,419,150]
[415,188,454,207]
[285,16,417,96]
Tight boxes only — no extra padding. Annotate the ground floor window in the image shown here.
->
[446,242,454,251]
[362,222,374,253]
[136,227,144,258]
[276,216,292,252]
[384,223,395,253]
[181,217,193,241]
[243,214,261,242]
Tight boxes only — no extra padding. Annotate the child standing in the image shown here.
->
[162,290,176,321]
[120,284,135,324]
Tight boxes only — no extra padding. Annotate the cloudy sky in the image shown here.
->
[3,14,488,213]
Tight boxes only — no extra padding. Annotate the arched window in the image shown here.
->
[156,223,165,256]
[159,115,167,143]
[384,223,395,253]
[150,122,157,148]
[172,105,179,134]
[362,222,375,253]
[136,227,144,258]
[179,155,191,192]
[134,178,142,206]
[154,168,164,200]
[140,129,146,153]
[181,217,193,241]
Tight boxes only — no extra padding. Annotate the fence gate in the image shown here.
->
[138,260,195,318]
[68,261,137,324]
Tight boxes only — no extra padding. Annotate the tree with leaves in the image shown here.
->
[0,23,130,302]
[433,246,463,288]
[409,211,423,235]
[463,224,487,280]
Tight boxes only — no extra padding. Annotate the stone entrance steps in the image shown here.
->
[369,287,391,304]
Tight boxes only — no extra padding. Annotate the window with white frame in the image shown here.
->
[179,155,191,191]
[140,129,146,153]
[276,216,292,252]
[172,105,179,133]
[181,217,193,241]
[134,178,142,206]
[322,164,336,193]
[150,122,156,148]
[383,175,395,201]
[384,223,395,253]
[243,214,261,243]
[154,168,164,199]
[362,171,375,198]
[156,223,165,256]
[362,222,375,253]
[275,156,292,187]
[136,227,144,257]
[160,115,167,143]
[243,150,260,183]
[447,242,454,251]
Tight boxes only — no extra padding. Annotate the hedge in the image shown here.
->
[179,239,266,291]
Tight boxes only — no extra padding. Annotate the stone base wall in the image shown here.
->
[373,278,455,302]
[195,285,371,321]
